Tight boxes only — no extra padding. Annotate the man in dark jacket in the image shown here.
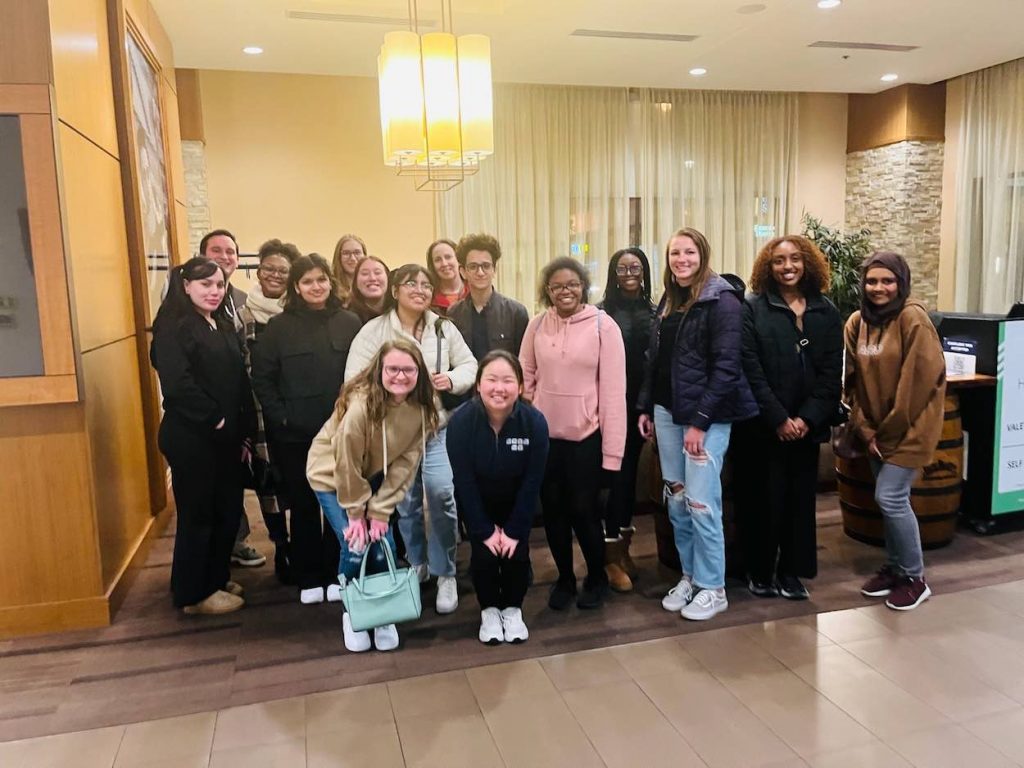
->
[448,234,530,361]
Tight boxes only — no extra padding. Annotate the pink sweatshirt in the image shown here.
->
[520,305,627,470]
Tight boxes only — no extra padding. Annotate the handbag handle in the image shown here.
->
[357,535,399,586]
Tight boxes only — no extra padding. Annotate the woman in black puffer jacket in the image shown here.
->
[252,254,362,604]
[733,235,843,602]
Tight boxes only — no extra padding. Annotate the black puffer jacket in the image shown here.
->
[638,273,758,429]
[598,297,656,411]
[741,289,844,443]
[251,303,361,443]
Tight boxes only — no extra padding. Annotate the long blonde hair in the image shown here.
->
[661,227,713,317]
[334,339,439,437]
[332,233,368,304]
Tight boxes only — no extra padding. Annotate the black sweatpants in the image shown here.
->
[160,417,244,608]
[272,439,340,590]
[469,491,532,609]
[541,432,606,587]
[733,420,820,582]
[603,417,644,538]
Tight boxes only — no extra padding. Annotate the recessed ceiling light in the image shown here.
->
[817,0,841,8]
[737,3,767,14]
[881,73,899,82]
[689,67,707,76]
[242,46,264,55]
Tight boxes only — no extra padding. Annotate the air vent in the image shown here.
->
[571,29,699,42]
[286,10,436,28]
[809,41,918,52]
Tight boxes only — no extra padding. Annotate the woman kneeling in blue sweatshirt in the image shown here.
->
[447,351,550,644]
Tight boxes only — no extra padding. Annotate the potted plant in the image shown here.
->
[802,213,871,320]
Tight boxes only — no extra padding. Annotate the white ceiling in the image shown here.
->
[152,0,1024,93]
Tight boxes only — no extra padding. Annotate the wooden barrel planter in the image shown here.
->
[836,393,963,549]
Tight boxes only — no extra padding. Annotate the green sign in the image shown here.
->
[992,320,1024,515]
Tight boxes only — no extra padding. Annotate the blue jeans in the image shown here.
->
[653,405,732,590]
[869,459,924,578]
[396,427,458,577]
[315,490,396,582]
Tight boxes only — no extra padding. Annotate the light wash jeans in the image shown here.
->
[397,427,459,577]
[869,459,924,578]
[653,405,732,590]
[315,490,396,582]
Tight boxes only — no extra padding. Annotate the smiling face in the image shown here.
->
[257,254,291,299]
[478,357,521,415]
[770,240,805,292]
[393,269,433,315]
[184,268,226,317]
[381,349,419,401]
[337,238,365,277]
[430,242,459,283]
[295,267,332,309]
[355,259,388,303]
[667,235,701,287]
[203,235,238,278]
[864,266,900,307]
[615,252,643,295]
[546,268,584,317]
[462,249,495,293]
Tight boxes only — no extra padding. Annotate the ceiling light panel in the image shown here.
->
[809,41,919,52]
[286,9,437,27]
[570,29,699,42]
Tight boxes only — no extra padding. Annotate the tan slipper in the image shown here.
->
[183,590,244,615]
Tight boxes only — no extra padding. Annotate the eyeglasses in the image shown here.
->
[465,262,494,274]
[615,265,643,276]
[259,266,290,277]
[339,249,364,259]
[547,281,582,294]
[383,365,418,378]
[400,280,434,294]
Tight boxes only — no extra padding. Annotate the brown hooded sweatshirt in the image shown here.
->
[843,299,946,469]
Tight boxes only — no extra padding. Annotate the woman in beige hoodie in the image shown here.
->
[307,339,439,652]
[845,251,946,612]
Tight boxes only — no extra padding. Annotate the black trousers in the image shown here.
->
[603,417,644,538]
[541,432,606,586]
[160,417,243,608]
[272,439,340,589]
[471,539,530,609]
[733,420,820,582]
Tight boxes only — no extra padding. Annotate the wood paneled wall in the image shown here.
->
[847,82,947,153]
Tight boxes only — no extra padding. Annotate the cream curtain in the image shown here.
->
[954,58,1024,313]
[436,84,798,309]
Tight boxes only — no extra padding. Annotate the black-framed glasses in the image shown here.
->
[401,280,434,294]
[383,365,418,378]
[615,265,643,276]
[547,281,582,294]
[259,266,290,277]
[339,249,364,259]
[465,262,494,274]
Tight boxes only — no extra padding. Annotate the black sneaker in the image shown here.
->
[548,578,577,610]
[577,576,609,609]
[777,574,809,600]
[748,577,779,598]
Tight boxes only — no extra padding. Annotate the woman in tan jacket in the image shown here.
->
[307,339,439,652]
[844,251,946,611]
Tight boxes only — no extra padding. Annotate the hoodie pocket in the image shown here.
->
[536,390,593,436]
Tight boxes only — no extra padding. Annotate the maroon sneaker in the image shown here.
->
[861,565,899,597]
[886,576,931,611]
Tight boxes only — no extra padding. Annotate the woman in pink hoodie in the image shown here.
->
[520,257,627,610]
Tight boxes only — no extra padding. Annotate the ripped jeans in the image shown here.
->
[653,405,732,590]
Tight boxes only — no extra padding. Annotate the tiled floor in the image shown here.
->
[8,581,1024,767]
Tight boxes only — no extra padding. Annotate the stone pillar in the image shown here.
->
[182,139,211,256]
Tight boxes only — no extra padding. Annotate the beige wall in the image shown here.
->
[199,69,436,284]
[794,92,849,231]
[938,76,964,311]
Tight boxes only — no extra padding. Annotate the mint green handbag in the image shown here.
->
[342,538,422,632]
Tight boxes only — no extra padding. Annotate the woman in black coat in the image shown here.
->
[735,235,843,600]
[251,254,362,604]
[597,247,655,592]
[151,257,256,615]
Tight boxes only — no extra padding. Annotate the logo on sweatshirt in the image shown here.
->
[506,437,530,452]
[858,342,884,356]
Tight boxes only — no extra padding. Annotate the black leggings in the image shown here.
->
[541,432,606,586]
[603,418,644,538]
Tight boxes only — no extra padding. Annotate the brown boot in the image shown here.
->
[605,538,633,593]
[620,526,638,580]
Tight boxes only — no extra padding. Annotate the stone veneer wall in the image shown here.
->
[182,139,211,257]
[845,140,944,308]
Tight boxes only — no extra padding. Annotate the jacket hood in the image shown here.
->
[548,303,600,324]
[697,272,746,302]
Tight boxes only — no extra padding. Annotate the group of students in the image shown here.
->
[149,223,946,651]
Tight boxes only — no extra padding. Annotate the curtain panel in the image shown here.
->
[437,83,798,310]
[955,58,1024,313]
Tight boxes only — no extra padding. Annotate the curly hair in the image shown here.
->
[537,256,591,308]
[748,235,831,295]
[257,239,301,264]
[455,233,502,267]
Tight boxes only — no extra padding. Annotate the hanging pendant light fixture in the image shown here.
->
[377,0,494,191]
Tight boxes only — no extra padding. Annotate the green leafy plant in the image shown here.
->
[802,213,872,320]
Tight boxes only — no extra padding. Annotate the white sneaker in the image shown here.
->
[436,576,459,614]
[300,587,324,604]
[681,588,728,621]
[374,623,399,651]
[326,584,343,603]
[499,607,529,643]
[479,607,504,644]
[342,612,371,653]
[661,576,694,612]
[412,564,429,583]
